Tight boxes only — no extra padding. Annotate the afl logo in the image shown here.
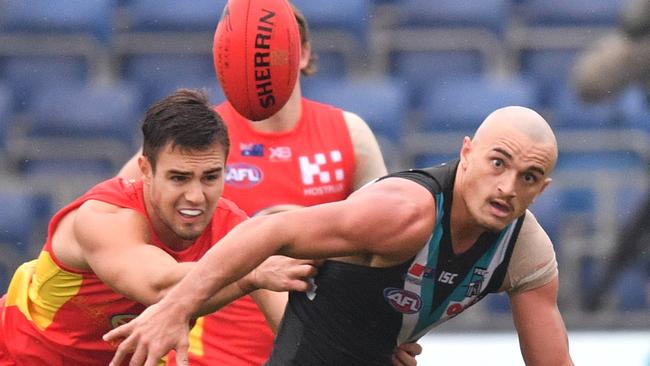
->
[383,288,422,314]
[226,163,263,188]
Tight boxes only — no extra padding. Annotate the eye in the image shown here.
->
[204,174,220,182]
[523,172,538,184]
[491,158,504,168]
[171,175,188,183]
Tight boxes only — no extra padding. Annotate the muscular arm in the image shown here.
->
[510,277,573,366]
[73,200,188,305]
[72,200,305,314]
[104,178,435,365]
[344,111,388,189]
[174,178,432,317]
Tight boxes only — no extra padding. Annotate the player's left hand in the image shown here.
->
[392,341,422,366]
[104,301,190,366]
[248,255,322,293]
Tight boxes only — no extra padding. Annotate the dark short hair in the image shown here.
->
[141,89,229,171]
[291,3,318,76]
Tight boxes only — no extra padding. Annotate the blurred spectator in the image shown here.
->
[572,0,650,102]
[572,0,650,311]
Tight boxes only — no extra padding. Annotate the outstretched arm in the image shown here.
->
[509,276,573,366]
[104,178,435,366]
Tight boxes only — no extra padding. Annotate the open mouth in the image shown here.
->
[489,200,511,217]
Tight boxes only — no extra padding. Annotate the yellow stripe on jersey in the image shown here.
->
[188,316,205,357]
[5,251,83,330]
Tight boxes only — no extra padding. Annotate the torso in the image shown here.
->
[0,177,246,366]
[267,160,549,365]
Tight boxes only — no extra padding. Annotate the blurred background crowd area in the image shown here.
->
[0,0,648,332]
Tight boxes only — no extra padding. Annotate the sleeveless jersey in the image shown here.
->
[267,160,526,365]
[173,99,356,366]
[0,177,247,366]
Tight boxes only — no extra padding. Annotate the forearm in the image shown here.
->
[156,216,287,320]
[192,275,257,317]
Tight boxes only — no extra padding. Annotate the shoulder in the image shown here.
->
[503,210,558,294]
[342,110,373,136]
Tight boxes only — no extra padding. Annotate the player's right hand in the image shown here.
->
[104,301,190,366]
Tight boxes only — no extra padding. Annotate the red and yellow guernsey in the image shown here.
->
[167,98,356,365]
[0,177,247,366]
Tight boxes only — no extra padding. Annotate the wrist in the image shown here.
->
[236,271,258,294]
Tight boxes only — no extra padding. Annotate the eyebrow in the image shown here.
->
[492,148,545,176]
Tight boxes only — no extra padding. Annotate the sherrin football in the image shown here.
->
[213,0,301,121]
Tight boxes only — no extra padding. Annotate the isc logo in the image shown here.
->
[383,288,422,314]
[225,163,263,188]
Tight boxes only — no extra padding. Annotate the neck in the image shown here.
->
[450,169,484,254]
[247,81,302,133]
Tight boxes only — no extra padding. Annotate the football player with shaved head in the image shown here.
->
[108,106,574,366]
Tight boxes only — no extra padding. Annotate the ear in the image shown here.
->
[299,41,311,71]
[539,177,552,195]
[459,136,472,169]
[138,155,152,181]
[532,177,552,203]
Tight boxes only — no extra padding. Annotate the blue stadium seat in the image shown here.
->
[616,184,648,226]
[389,50,485,108]
[0,0,114,42]
[303,76,408,143]
[421,75,540,132]
[619,86,650,132]
[27,81,142,144]
[292,0,371,76]
[550,85,622,129]
[518,49,581,107]
[9,81,143,174]
[0,191,51,254]
[126,0,226,32]
[529,184,565,245]
[291,0,370,44]
[20,159,117,179]
[397,0,511,35]
[518,0,623,27]
[555,151,644,172]
[303,76,408,170]
[0,83,12,151]
[0,56,89,111]
[122,55,217,107]
[614,264,649,311]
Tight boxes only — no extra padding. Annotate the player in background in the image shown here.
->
[117,5,421,366]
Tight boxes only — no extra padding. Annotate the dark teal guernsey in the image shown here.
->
[266,160,525,365]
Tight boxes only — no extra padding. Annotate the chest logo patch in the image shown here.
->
[110,314,138,329]
[383,287,422,314]
[225,163,263,188]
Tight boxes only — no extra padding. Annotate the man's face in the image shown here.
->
[142,141,226,243]
[459,130,554,232]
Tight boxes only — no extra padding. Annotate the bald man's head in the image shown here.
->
[473,106,558,170]
[455,106,558,232]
